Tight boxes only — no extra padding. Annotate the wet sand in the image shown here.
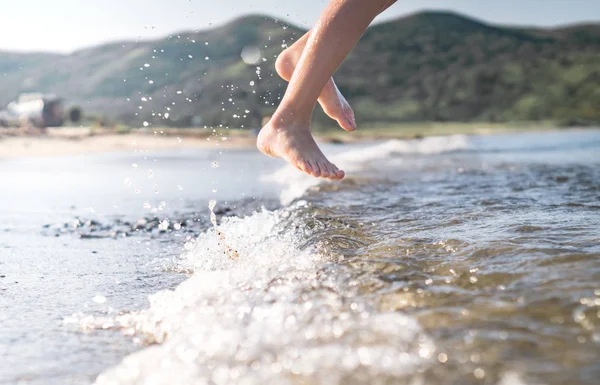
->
[0,124,588,158]
[0,128,257,158]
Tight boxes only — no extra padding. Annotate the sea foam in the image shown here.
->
[93,204,433,385]
[263,135,470,205]
[92,136,532,385]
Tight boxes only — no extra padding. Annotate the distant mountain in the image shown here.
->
[1,12,599,128]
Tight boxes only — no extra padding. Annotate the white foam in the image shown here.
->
[263,135,470,205]
[92,206,434,385]
[498,372,531,385]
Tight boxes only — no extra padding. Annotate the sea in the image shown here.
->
[1,129,599,385]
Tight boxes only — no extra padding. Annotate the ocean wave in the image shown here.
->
[82,135,540,385]
[90,203,434,385]
[263,135,470,205]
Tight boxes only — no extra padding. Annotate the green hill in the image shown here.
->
[1,11,599,128]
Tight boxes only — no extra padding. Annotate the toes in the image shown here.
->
[332,106,356,132]
[333,168,345,179]
[337,117,356,132]
[318,80,356,132]
[324,161,343,180]
[330,163,345,180]
[318,161,331,179]
[343,107,356,131]
[301,160,313,175]
[333,107,356,132]
[346,105,355,118]
[328,164,339,179]
[296,159,344,180]
[310,160,322,178]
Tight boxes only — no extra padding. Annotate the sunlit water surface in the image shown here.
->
[1,130,599,385]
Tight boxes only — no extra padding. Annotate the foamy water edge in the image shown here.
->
[89,137,529,385]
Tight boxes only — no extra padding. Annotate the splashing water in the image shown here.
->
[93,206,434,385]
[52,131,600,385]
[209,199,239,260]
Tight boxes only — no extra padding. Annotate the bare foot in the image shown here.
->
[275,49,356,132]
[257,116,345,180]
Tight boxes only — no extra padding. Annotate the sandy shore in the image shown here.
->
[1,124,590,158]
[0,127,363,158]
[0,128,258,158]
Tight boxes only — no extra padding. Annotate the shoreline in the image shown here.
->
[0,127,257,158]
[0,125,596,158]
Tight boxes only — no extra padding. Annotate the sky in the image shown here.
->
[1,0,599,53]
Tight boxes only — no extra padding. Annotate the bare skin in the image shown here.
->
[257,111,336,178]
[273,0,397,133]
[275,46,356,132]
[258,0,397,179]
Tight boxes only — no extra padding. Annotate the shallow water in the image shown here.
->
[2,130,600,385]
[0,148,281,384]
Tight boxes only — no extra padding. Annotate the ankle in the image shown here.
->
[269,106,312,128]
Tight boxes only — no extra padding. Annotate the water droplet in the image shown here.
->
[132,163,138,168]
[474,368,485,379]
[418,346,431,358]
[211,161,219,168]
[207,196,218,215]
[147,170,154,178]
[143,63,150,68]
[93,295,107,304]
[158,220,169,231]
[143,121,149,127]
[249,81,255,86]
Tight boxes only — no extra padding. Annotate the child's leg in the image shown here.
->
[274,0,398,132]
[258,0,392,179]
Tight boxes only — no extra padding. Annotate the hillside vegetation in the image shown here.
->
[1,11,599,129]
